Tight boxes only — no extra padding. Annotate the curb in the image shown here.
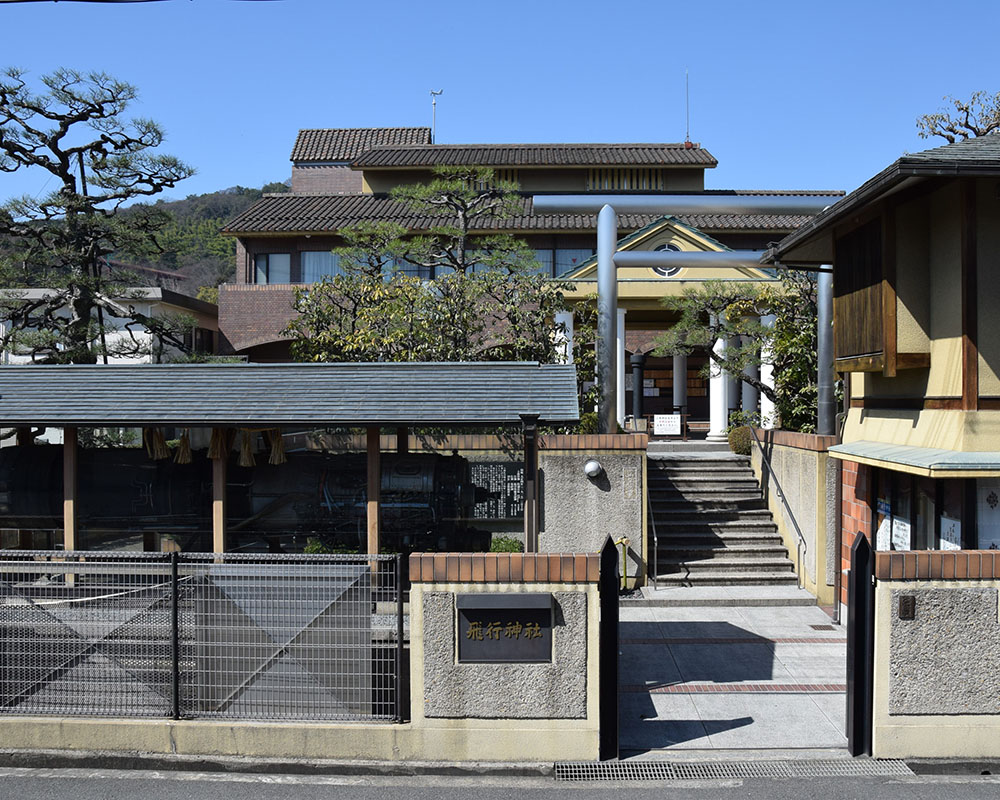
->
[0,749,554,778]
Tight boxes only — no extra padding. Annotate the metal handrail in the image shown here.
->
[648,489,659,590]
[749,426,807,591]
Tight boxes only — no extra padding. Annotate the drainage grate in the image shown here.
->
[554,759,913,782]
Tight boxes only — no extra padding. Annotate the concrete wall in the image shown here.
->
[407,552,601,761]
[872,550,1000,758]
[540,447,646,585]
[750,430,838,605]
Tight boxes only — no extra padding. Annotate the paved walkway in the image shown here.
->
[619,589,848,757]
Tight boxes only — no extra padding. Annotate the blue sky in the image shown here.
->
[2,0,998,203]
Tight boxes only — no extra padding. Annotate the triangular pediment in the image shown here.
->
[561,215,773,281]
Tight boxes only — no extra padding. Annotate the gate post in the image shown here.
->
[846,531,874,756]
[599,536,620,760]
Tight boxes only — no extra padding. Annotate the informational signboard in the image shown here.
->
[643,378,655,388]
[457,594,552,663]
[891,517,912,551]
[940,515,962,550]
[643,387,660,397]
[470,462,524,520]
[653,414,682,436]
[876,517,892,551]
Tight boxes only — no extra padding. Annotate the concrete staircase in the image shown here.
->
[648,452,797,586]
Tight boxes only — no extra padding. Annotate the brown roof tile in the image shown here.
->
[291,127,432,162]
[352,143,718,168]
[222,194,825,236]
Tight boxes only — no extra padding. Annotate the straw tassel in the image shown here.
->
[143,427,170,460]
[208,427,228,460]
[174,429,192,464]
[267,429,287,465]
[238,429,255,468]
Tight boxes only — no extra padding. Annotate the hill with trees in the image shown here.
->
[118,180,289,299]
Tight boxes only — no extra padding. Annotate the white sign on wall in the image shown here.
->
[643,387,660,397]
[653,414,681,436]
[940,515,962,550]
[891,517,912,551]
[876,517,892,551]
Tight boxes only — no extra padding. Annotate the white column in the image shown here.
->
[707,316,728,441]
[760,314,776,429]
[616,307,626,427]
[554,310,574,364]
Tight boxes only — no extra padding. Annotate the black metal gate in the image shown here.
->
[599,537,619,760]
[846,532,875,756]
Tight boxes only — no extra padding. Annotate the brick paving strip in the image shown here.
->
[621,683,847,694]
[620,637,848,645]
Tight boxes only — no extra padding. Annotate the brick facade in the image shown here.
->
[291,165,364,194]
[217,284,298,355]
[840,459,872,605]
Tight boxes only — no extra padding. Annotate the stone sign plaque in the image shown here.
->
[457,593,552,663]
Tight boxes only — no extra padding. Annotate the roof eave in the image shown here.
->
[766,160,1000,264]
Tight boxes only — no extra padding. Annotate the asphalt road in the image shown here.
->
[3,767,1000,800]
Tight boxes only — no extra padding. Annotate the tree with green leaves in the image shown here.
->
[0,67,195,363]
[285,166,573,367]
[917,91,1000,143]
[654,269,819,432]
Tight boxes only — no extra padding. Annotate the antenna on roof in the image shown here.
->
[685,68,691,145]
[430,89,443,144]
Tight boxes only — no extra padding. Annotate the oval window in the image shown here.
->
[652,243,682,278]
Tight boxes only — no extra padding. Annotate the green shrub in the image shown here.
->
[728,426,752,456]
[490,535,524,553]
[577,411,598,434]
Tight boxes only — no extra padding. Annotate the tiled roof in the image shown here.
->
[0,362,579,426]
[291,127,432,162]
[767,135,1000,262]
[222,194,816,235]
[903,134,1000,164]
[351,143,718,168]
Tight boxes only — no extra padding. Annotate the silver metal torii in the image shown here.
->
[533,195,835,435]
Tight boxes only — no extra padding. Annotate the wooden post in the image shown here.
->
[367,426,381,558]
[521,414,540,553]
[63,427,77,551]
[212,453,227,553]
[395,426,408,454]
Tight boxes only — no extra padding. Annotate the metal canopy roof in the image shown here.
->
[0,362,580,427]
[830,441,1000,478]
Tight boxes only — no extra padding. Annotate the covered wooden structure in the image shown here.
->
[0,362,579,553]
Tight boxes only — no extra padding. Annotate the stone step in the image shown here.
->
[654,518,779,532]
[656,542,789,557]
[652,571,800,587]
[651,499,768,513]
[658,555,795,572]
[649,475,757,486]
[649,488,763,501]
[655,535,785,550]
[649,472,759,483]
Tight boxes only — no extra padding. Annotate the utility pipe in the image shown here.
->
[817,268,836,435]
[613,250,766,269]
[597,205,618,434]
[533,194,834,216]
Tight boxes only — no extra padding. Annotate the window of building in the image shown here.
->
[587,168,664,191]
[873,469,984,551]
[652,243,682,278]
[301,251,343,283]
[555,248,595,277]
[254,253,290,284]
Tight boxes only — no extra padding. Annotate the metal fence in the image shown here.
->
[0,551,404,722]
